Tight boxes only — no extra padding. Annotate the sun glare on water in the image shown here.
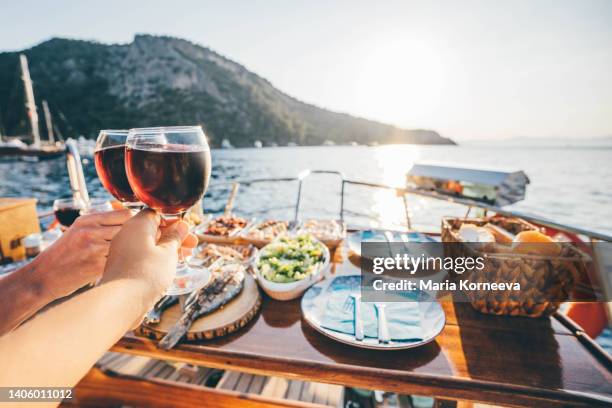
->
[370,144,421,229]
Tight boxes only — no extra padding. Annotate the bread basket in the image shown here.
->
[441,216,585,317]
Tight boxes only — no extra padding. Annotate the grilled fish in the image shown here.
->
[144,295,179,325]
[159,264,245,350]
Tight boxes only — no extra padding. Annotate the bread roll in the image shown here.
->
[512,231,561,256]
[458,224,495,243]
[484,223,515,244]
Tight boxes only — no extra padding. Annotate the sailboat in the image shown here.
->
[0,54,65,160]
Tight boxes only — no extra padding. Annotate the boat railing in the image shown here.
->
[37,161,612,244]
[210,169,612,243]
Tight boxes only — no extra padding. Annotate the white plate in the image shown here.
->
[347,229,438,258]
[301,274,445,350]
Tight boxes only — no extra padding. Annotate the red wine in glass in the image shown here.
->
[125,144,210,215]
[54,208,81,227]
[94,145,138,203]
[53,198,85,227]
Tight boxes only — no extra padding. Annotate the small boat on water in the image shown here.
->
[0,55,65,161]
[253,140,263,148]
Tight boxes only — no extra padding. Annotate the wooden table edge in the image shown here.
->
[112,335,612,407]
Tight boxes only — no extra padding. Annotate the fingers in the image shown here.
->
[158,221,190,250]
[98,225,123,241]
[77,209,133,226]
[182,233,198,248]
[180,247,194,258]
[122,209,161,245]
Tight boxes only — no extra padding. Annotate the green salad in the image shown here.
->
[258,234,326,283]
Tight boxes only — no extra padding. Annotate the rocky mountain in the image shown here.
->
[0,35,454,147]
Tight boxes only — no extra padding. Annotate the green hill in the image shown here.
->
[0,35,454,147]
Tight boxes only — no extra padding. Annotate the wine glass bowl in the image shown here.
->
[53,197,85,228]
[80,198,113,215]
[125,126,211,218]
[94,129,141,208]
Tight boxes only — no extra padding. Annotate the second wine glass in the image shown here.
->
[125,126,212,295]
[94,129,142,209]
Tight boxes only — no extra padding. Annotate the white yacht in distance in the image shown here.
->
[254,140,263,148]
[221,138,234,149]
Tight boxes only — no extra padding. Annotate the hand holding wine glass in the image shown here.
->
[100,210,193,310]
[125,126,212,295]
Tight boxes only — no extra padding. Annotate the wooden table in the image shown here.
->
[113,248,612,407]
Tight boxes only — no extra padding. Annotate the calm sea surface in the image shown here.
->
[1,144,611,236]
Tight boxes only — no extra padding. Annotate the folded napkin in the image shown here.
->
[321,289,422,341]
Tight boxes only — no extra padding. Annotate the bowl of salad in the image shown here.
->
[254,234,330,300]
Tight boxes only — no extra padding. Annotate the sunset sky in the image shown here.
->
[1,0,611,141]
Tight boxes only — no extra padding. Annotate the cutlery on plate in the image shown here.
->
[383,230,395,257]
[342,293,364,341]
[374,302,390,344]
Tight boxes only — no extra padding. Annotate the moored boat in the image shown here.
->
[0,55,65,161]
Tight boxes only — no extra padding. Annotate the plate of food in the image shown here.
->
[192,243,257,267]
[138,261,261,349]
[253,234,330,301]
[240,219,290,247]
[301,274,445,350]
[297,219,346,249]
[195,214,251,244]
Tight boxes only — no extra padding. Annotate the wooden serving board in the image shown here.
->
[136,274,261,341]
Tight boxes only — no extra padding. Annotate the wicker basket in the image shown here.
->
[441,216,584,318]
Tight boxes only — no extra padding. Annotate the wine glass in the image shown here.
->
[94,130,142,209]
[80,198,113,215]
[125,126,212,295]
[53,197,85,228]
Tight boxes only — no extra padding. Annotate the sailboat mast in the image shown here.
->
[19,54,40,147]
[42,100,54,143]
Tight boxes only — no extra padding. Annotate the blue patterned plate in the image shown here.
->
[301,274,445,350]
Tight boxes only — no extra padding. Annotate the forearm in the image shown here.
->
[0,260,52,335]
[0,279,151,388]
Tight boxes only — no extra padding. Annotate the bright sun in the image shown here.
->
[355,34,447,126]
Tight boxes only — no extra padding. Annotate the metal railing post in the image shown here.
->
[402,192,412,230]
[340,180,345,221]
[294,179,303,223]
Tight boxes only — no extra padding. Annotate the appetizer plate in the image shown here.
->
[253,236,331,301]
[239,219,293,248]
[194,216,253,245]
[137,273,261,341]
[301,274,445,350]
[297,219,347,249]
[348,229,438,258]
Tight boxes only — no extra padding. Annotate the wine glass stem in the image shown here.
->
[161,212,188,267]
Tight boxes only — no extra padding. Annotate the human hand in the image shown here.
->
[32,209,133,299]
[100,209,196,311]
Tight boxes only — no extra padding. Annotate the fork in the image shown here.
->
[373,302,390,344]
[343,293,364,341]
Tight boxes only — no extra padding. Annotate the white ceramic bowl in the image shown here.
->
[253,237,330,301]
